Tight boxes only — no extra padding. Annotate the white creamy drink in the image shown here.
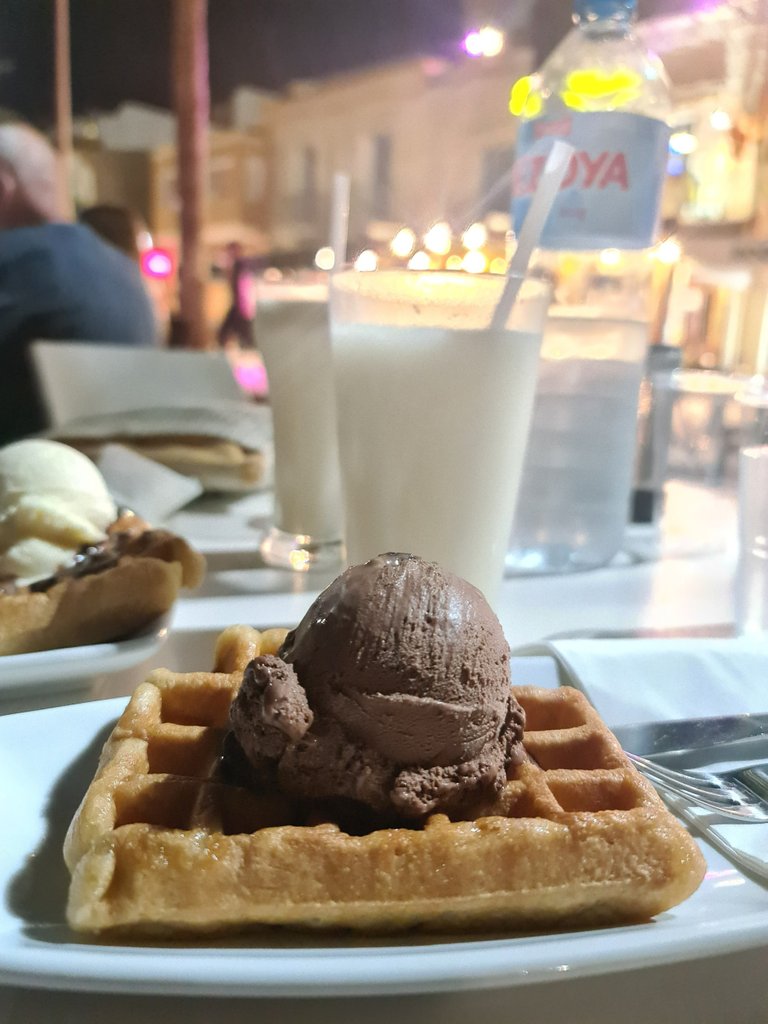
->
[330,271,549,599]
[256,283,343,565]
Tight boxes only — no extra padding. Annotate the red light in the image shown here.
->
[141,248,174,279]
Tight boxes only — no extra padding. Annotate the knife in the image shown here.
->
[611,713,768,768]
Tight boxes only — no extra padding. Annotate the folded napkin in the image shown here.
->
[47,400,273,494]
[512,636,768,881]
[97,443,203,521]
[512,636,768,727]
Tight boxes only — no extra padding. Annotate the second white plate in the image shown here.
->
[0,617,169,696]
[163,491,272,555]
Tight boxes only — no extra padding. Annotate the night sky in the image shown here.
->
[0,0,467,124]
[0,0,704,127]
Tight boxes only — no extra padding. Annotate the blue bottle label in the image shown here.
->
[511,111,670,250]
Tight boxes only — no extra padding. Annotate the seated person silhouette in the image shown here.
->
[0,122,158,444]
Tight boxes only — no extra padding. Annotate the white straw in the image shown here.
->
[329,171,351,273]
[490,139,575,331]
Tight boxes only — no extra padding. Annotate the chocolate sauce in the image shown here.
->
[0,528,179,596]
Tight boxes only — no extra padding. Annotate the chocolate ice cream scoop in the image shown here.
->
[228,553,525,819]
[229,655,314,763]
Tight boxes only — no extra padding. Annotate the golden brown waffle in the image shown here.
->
[67,438,266,493]
[64,625,705,936]
[0,517,205,656]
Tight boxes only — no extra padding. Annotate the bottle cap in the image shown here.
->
[574,0,636,20]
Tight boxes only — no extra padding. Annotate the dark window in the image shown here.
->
[371,133,391,219]
[301,145,318,221]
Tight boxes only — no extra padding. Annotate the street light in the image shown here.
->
[463,26,505,58]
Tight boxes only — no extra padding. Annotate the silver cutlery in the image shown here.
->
[626,752,768,823]
[612,712,768,765]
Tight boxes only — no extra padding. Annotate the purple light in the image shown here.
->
[463,31,483,57]
[232,358,268,397]
[141,248,174,279]
[688,0,726,13]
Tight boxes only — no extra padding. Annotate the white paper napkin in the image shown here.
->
[512,636,768,726]
[97,443,203,522]
[512,635,768,880]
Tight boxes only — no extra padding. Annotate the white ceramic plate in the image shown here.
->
[0,619,169,697]
[2,700,768,996]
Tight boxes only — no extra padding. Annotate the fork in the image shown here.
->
[626,752,768,823]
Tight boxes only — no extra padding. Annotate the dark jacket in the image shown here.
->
[0,222,158,444]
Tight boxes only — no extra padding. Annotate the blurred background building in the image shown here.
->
[2,0,767,369]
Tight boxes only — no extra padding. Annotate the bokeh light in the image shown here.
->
[669,130,698,155]
[314,246,336,271]
[354,249,378,271]
[462,222,488,251]
[709,109,732,131]
[599,248,622,267]
[655,237,683,265]
[462,250,487,274]
[424,221,452,256]
[408,250,431,270]
[141,247,173,279]
[463,26,504,58]
[390,227,417,259]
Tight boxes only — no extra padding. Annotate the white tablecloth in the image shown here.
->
[3,481,767,1024]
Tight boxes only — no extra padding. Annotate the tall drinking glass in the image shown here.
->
[256,280,343,571]
[735,379,768,635]
[506,308,650,574]
[736,445,768,636]
[328,269,551,600]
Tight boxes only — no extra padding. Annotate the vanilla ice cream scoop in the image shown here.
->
[0,439,117,583]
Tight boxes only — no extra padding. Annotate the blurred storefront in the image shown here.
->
[66,2,768,360]
[261,45,534,263]
[642,0,768,373]
[71,103,271,338]
[149,128,270,256]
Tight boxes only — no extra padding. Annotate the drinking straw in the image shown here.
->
[490,139,575,331]
[329,171,351,272]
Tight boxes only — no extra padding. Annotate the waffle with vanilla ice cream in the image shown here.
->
[0,439,204,655]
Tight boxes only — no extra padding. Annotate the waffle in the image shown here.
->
[0,516,205,656]
[64,625,705,936]
[69,437,266,492]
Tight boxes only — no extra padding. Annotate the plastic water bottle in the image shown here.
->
[506,0,671,575]
[511,0,670,249]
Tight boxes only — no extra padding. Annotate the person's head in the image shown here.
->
[79,204,144,261]
[0,121,64,229]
